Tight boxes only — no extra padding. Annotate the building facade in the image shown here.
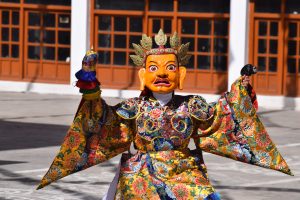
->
[0,0,299,109]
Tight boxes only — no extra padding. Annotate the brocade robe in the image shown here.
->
[38,78,292,199]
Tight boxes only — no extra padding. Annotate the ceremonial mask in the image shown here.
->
[139,54,186,93]
[130,29,190,94]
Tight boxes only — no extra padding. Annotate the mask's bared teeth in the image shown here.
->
[154,78,170,84]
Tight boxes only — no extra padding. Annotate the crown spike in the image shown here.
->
[155,29,167,46]
[130,29,191,66]
[140,34,152,50]
[170,32,180,49]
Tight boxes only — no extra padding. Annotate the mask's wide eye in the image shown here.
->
[166,64,176,71]
[149,65,158,72]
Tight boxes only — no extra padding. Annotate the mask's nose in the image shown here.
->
[157,73,168,78]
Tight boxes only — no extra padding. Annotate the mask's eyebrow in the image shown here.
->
[164,60,177,66]
[148,60,159,65]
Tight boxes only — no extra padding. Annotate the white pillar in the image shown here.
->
[70,0,90,86]
[228,0,249,89]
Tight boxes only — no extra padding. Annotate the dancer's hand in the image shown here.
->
[242,75,250,87]
[240,64,257,88]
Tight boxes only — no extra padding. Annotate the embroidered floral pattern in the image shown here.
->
[172,184,189,200]
[194,176,209,186]
[63,154,80,169]
[240,96,253,114]
[199,77,292,176]
[132,177,148,195]
[65,132,81,149]
[188,96,214,120]
[38,77,292,199]
[45,167,62,182]
[200,137,219,150]
[150,108,163,118]
[153,162,169,177]
[255,130,271,148]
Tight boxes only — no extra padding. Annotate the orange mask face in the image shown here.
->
[138,54,186,94]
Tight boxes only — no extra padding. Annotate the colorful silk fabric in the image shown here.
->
[38,77,292,200]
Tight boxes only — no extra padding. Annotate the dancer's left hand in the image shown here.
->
[242,75,250,88]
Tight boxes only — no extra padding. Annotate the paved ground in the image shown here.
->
[0,92,299,200]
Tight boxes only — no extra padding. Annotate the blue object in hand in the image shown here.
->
[75,69,97,82]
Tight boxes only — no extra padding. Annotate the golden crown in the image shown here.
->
[130,29,191,67]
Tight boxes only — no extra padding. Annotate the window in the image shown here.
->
[24,0,70,5]
[181,19,229,71]
[286,0,300,14]
[27,12,71,62]
[95,0,144,11]
[150,0,173,11]
[0,0,20,3]
[0,10,20,58]
[93,0,230,93]
[96,15,143,66]
[178,0,230,13]
[254,0,281,13]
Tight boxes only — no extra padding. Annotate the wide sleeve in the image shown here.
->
[192,77,293,176]
[37,95,136,189]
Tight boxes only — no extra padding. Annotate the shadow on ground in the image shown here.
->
[0,120,68,151]
[215,185,300,194]
[0,168,102,200]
